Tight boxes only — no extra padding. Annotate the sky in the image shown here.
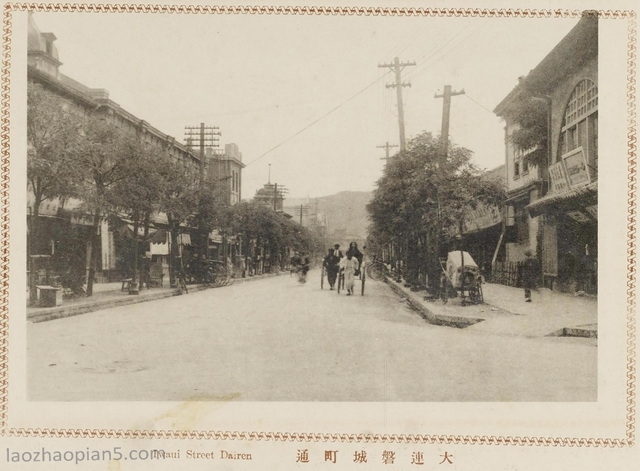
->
[30,10,579,199]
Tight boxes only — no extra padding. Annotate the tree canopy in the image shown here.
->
[367,131,504,289]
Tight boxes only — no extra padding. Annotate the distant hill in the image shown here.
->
[284,191,372,246]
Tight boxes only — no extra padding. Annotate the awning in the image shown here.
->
[504,180,542,204]
[178,233,192,246]
[526,181,597,217]
[126,224,158,239]
[149,228,167,244]
[209,230,223,244]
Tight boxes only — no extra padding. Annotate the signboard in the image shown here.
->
[585,205,598,220]
[462,203,502,234]
[548,161,570,194]
[562,147,590,188]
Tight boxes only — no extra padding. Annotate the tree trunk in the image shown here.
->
[86,208,101,297]
[129,213,140,293]
[169,222,180,287]
[139,213,151,290]
[28,195,42,305]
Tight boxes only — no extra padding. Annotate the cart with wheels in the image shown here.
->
[444,250,483,305]
[336,271,345,294]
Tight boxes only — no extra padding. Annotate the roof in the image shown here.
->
[27,12,60,62]
[526,181,597,217]
[494,12,598,115]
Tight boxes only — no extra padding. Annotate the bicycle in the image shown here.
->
[366,258,389,281]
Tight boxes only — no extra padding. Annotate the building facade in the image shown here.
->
[28,13,201,287]
[494,13,598,294]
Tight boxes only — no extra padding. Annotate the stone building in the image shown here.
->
[494,13,598,293]
[27,13,201,288]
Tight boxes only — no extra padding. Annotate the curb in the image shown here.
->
[28,272,282,323]
[385,278,484,329]
[386,277,598,338]
[548,326,598,339]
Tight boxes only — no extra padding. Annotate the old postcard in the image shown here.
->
[1,0,638,469]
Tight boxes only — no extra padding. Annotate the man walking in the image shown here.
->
[522,249,539,302]
[324,245,341,290]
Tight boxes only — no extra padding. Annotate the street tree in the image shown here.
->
[109,140,166,291]
[231,202,323,272]
[73,115,133,296]
[368,131,503,290]
[156,154,200,287]
[499,93,548,167]
[191,171,233,261]
[27,82,83,302]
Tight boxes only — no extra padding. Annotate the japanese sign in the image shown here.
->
[562,146,591,188]
[548,160,570,194]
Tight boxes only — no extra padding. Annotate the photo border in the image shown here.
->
[1,2,636,448]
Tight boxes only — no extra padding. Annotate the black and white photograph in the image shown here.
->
[3,1,637,469]
[24,7,599,402]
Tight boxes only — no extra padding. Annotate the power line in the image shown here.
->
[245,71,391,167]
[404,25,483,81]
[464,94,495,114]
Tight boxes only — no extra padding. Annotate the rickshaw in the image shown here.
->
[439,250,483,305]
[337,260,366,295]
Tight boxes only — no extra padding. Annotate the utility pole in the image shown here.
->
[274,183,278,212]
[377,141,399,164]
[295,204,309,226]
[184,123,221,178]
[434,85,465,163]
[379,57,416,152]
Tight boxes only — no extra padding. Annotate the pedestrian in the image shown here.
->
[346,241,363,275]
[297,252,310,284]
[333,244,343,259]
[522,249,539,302]
[339,252,359,295]
[323,248,340,290]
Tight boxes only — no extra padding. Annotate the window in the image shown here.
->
[513,157,520,179]
[559,79,598,178]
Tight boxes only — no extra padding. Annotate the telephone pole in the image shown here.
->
[184,123,221,177]
[377,141,399,164]
[379,57,416,152]
[295,204,309,226]
[434,85,465,162]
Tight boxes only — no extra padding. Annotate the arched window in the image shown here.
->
[559,79,598,179]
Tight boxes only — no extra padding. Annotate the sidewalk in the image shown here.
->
[27,272,282,323]
[385,278,597,339]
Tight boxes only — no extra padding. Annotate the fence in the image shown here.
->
[489,260,523,287]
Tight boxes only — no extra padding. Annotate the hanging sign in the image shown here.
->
[562,147,590,188]
[548,161,570,194]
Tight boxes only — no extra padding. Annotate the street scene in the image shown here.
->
[28,269,596,402]
[25,10,598,402]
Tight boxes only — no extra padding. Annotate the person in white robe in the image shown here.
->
[339,253,359,295]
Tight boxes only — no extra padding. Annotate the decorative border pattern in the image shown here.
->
[0,0,11,438]
[626,11,638,447]
[1,3,637,447]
